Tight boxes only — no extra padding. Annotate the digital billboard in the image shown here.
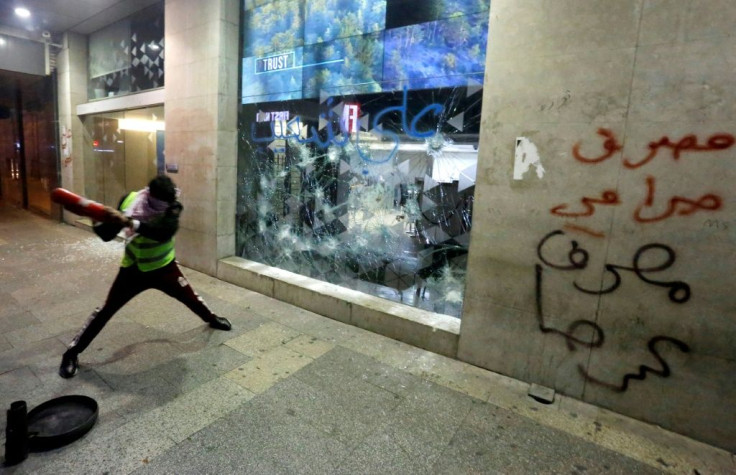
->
[242,0,304,58]
[385,0,490,29]
[302,32,384,99]
[382,11,489,91]
[241,0,491,104]
[304,0,386,45]
[242,47,305,103]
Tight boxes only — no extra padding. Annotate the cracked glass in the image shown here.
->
[237,0,490,317]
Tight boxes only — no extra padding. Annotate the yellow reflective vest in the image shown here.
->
[119,191,175,272]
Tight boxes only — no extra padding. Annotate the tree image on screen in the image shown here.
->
[243,0,304,57]
[305,0,387,45]
[303,33,384,98]
[383,11,489,91]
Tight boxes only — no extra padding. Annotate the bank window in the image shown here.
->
[237,0,490,317]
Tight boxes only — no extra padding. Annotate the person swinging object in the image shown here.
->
[59,175,232,379]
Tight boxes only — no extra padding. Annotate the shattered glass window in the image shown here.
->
[236,0,490,318]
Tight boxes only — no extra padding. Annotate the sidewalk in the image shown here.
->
[1,204,733,474]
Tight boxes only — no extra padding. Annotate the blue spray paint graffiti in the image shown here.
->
[250,87,445,164]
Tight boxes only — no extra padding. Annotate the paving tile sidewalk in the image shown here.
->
[1,205,733,474]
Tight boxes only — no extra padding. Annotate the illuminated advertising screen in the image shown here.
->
[242,48,304,103]
[382,11,489,91]
[304,0,386,44]
[302,32,384,99]
[242,0,304,57]
[385,0,490,29]
[241,0,305,102]
[241,0,491,104]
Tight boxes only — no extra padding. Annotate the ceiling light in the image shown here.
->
[118,118,165,132]
[14,7,31,18]
[0,38,5,46]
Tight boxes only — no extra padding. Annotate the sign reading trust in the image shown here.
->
[255,51,295,74]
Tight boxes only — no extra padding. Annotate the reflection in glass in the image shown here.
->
[82,106,164,207]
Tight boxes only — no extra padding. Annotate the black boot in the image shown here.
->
[209,315,232,331]
[59,351,79,379]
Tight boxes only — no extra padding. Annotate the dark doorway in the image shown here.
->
[0,70,59,217]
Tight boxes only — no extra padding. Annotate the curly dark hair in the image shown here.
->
[148,175,177,203]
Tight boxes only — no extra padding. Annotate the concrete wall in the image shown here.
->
[164,0,239,275]
[459,0,735,452]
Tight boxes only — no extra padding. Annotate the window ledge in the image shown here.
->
[76,88,164,116]
[218,256,460,358]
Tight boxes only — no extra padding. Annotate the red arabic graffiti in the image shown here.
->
[551,190,619,217]
[625,134,734,169]
[573,129,734,169]
[572,128,622,164]
[551,177,722,225]
[554,129,728,235]
[633,176,722,223]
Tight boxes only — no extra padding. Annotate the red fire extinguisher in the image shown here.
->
[50,188,116,223]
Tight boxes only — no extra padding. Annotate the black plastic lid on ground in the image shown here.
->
[26,395,98,451]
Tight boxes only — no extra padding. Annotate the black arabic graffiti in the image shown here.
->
[579,336,690,392]
[534,264,605,351]
[535,229,691,391]
[537,230,691,303]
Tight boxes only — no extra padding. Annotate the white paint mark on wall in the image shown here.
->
[514,137,545,180]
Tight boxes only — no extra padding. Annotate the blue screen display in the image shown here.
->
[302,32,384,99]
[382,11,489,92]
[304,0,386,45]
[241,0,490,104]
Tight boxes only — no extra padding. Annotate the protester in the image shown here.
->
[59,175,231,378]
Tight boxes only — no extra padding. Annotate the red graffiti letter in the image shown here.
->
[573,129,623,164]
[624,133,734,169]
[633,176,723,223]
[551,190,620,217]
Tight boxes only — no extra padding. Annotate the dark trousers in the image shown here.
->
[67,261,215,355]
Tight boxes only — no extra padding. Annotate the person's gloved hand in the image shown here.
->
[104,206,133,227]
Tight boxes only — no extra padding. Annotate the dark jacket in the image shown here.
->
[94,193,183,243]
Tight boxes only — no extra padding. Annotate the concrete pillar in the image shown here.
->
[56,31,88,224]
[165,0,239,274]
[459,0,736,452]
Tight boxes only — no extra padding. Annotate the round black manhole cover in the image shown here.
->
[27,395,98,451]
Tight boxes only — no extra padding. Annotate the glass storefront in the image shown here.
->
[81,106,165,206]
[236,0,490,317]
